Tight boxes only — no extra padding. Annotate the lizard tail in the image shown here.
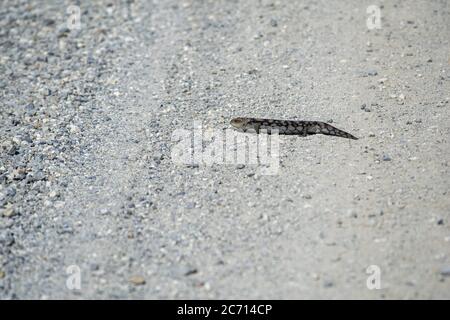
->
[318,122,358,140]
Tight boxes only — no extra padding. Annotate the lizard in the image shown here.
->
[230,117,358,140]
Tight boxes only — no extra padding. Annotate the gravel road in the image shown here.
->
[0,0,449,299]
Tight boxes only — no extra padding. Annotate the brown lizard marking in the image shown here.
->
[230,117,358,140]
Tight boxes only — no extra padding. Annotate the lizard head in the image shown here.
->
[230,117,250,129]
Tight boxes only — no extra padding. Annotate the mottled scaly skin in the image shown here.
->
[230,117,358,140]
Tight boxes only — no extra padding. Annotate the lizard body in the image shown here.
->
[230,117,358,140]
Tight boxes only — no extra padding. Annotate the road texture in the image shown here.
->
[0,0,449,299]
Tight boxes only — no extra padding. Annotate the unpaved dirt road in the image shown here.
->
[0,0,449,299]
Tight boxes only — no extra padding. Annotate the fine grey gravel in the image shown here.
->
[0,0,449,299]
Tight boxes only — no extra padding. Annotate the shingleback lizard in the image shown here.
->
[230,117,358,140]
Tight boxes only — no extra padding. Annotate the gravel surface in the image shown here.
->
[0,0,449,299]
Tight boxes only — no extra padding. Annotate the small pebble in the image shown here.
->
[440,267,450,276]
[360,104,371,112]
[184,268,198,276]
[2,207,17,218]
[129,275,146,285]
